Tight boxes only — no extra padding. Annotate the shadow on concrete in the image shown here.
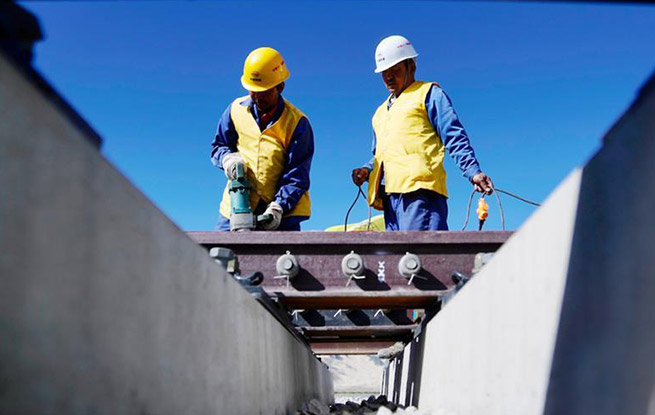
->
[381,325,427,407]
[543,70,655,414]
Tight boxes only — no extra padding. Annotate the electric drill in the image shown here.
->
[228,162,272,231]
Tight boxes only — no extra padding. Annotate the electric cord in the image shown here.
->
[345,183,539,232]
[344,184,372,232]
[367,201,372,231]
[461,191,475,231]
[494,187,541,207]
[462,186,540,231]
[494,190,505,230]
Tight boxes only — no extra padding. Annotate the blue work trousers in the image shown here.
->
[215,214,305,231]
[383,189,449,231]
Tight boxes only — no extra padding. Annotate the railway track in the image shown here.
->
[189,231,512,354]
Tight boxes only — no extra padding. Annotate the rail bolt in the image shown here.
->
[341,251,365,277]
[276,251,299,279]
[209,247,238,274]
[341,251,366,286]
[398,252,422,280]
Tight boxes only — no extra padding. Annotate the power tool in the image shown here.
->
[228,162,272,231]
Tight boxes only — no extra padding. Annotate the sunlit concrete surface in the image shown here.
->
[543,72,655,415]
[383,168,581,414]
[0,51,332,415]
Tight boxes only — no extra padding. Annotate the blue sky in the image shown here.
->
[22,1,655,231]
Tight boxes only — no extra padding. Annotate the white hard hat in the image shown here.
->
[374,35,419,73]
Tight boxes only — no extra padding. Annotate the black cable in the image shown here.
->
[494,187,541,207]
[462,186,537,231]
[462,190,503,231]
[461,190,476,231]
[366,199,372,231]
[493,189,506,230]
[344,185,367,232]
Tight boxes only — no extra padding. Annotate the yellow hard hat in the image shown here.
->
[240,47,290,92]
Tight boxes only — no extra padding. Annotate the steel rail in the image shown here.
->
[189,231,511,302]
[190,230,512,350]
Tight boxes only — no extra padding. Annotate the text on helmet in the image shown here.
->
[271,60,286,73]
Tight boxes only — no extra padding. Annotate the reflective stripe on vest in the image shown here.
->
[218,97,311,218]
[368,81,447,210]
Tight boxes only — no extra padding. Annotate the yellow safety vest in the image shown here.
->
[368,81,447,210]
[219,97,311,218]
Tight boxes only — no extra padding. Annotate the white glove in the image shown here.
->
[222,152,244,180]
[259,202,283,231]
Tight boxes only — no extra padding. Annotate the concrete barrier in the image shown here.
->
[0,52,332,415]
[384,168,582,414]
[543,71,655,415]
[383,71,655,414]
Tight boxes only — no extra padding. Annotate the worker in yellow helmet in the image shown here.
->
[352,35,494,231]
[211,47,313,230]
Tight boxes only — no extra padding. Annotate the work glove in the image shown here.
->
[222,152,244,180]
[259,201,283,231]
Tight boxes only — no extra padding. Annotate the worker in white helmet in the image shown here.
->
[211,47,314,231]
[352,35,494,231]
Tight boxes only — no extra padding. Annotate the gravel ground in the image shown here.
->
[294,395,433,415]
[319,355,384,395]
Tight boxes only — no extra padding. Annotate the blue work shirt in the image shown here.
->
[210,96,314,216]
[364,84,482,183]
